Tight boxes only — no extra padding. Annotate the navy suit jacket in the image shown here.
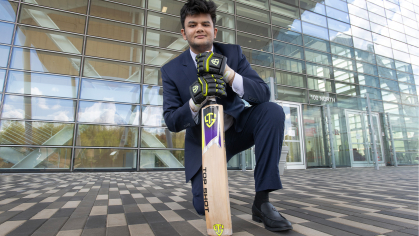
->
[161,42,270,182]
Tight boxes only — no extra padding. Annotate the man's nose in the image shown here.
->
[196,24,204,32]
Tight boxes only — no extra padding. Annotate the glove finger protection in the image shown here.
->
[205,74,227,98]
[189,74,227,105]
[195,51,227,76]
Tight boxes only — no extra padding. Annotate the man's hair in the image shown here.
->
[180,0,217,29]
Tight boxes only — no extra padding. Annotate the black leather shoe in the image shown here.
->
[252,202,293,231]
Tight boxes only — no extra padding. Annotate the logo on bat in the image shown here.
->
[193,85,199,93]
[213,224,224,236]
[205,112,216,128]
[211,58,220,66]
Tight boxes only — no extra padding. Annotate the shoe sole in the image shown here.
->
[252,215,293,231]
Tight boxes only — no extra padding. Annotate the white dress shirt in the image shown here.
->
[189,48,244,131]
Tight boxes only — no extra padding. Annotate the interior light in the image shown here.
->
[162,6,167,12]
[110,151,117,156]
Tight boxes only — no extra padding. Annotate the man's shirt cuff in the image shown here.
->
[231,73,244,98]
[190,106,199,124]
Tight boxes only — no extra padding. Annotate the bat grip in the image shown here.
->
[208,96,217,105]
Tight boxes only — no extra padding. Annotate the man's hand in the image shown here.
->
[196,51,235,86]
[189,74,227,105]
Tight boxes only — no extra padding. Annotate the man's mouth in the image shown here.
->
[195,35,206,39]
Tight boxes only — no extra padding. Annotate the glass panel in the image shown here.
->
[284,142,301,162]
[303,105,326,167]
[0,45,10,67]
[88,18,144,44]
[0,146,72,169]
[307,63,331,78]
[300,0,325,15]
[275,71,305,88]
[77,124,138,147]
[327,18,351,34]
[358,74,380,87]
[353,37,374,52]
[271,14,301,32]
[0,0,17,22]
[302,22,329,40]
[236,3,269,23]
[376,55,395,69]
[277,86,307,103]
[334,69,355,83]
[275,56,305,73]
[380,77,399,91]
[19,5,86,34]
[325,0,348,12]
[213,0,234,14]
[401,94,418,105]
[374,44,393,58]
[348,4,368,20]
[215,27,235,44]
[142,106,165,127]
[0,120,73,145]
[378,66,397,80]
[273,41,303,59]
[347,0,367,9]
[78,101,140,125]
[254,65,274,83]
[331,43,354,58]
[355,49,376,64]
[332,56,355,71]
[143,66,162,86]
[23,0,88,13]
[301,11,327,27]
[335,82,357,96]
[397,72,415,84]
[307,77,333,92]
[283,105,300,141]
[2,95,75,121]
[74,148,137,169]
[372,33,391,47]
[382,90,401,102]
[0,69,5,91]
[242,48,273,67]
[389,29,406,42]
[14,26,84,54]
[215,11,235,28]
[90,0,144,25]
[141,128,185,148]
[11,48,81,76]
[399,83,417,95]
[144,47,180,66]
[111,0,145,7]
[305,49,331,65]
[371,22,390,37]
[85,37,142,63]
[140,149,184,168]
[7,71,78,98]
[356,62,378,76]
[272,28,302,45]
[142,85,162,105]
[309,90,336,105]
[329,30,353,47]
[360,86,381,99]
[395,61,413,73]
[81,79,140,103]
[326,6,350,23]
[271,0,300,18]
[367,2,385,16]
[148,0,183,15]
[237,17,271,37]
[304,35,330,53]
[83,58,142,82]
[237,32,272,52]
[350,14,371,30]
[0,22,14,44]
[352,27,372,42]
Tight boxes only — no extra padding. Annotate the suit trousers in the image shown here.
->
[190,102,286,215]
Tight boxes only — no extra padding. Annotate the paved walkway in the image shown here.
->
[0,167,417,236]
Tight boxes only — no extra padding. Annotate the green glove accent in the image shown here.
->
[196,51,227,76]
[189,74,227,105]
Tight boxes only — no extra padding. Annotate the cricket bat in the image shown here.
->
[201,97,232,236]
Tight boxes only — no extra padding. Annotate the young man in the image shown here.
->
[161,0,292,232]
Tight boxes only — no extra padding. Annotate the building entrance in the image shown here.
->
[345,110,385,167]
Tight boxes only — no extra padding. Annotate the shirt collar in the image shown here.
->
[189,46,214,68]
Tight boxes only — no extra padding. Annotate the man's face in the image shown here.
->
[181,13,218,54]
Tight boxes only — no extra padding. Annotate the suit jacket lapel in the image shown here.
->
[181,49,198,85]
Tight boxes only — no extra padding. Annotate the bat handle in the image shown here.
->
[208,96,217,105]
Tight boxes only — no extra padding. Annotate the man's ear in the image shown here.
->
[181,28,187,40]
[214,27,218,39]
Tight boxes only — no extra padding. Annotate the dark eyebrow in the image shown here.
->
[187,21,211,24]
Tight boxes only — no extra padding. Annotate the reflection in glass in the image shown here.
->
[78,101,140,125]
[327,18,351,34]
[0,45,10,68]
[352,27,372,41]
[350,14,371,30]
[353,37,374,52]
[307,77,333,92]
[77,124,138,147]
[277,86,307,103]
[374,44,393,58]
[329,30,352,47]
[88,18,144,44]
[401,94,418,105]
[11,48,81,76]
[272,28,302,45]
[283,142,301,162]
[331,43,354,58]
[271,14,301,32]
[381,90,401,102]
[271,0,299,18]
[273,41,303,59]
[399,83,417,95]
[81,79,140,103]
[356,62,378,76]
[215,11,235,28]
[325,0,348,12]
[213,0,234,14]
[90,0,144,25]
[143,66,162,85]
[360,86,381,100]
[254,65,274,83]
[276,71,305,88]
[74,148,137,169]
[303,105,326,167]
[23,0,88,13]
[302,22,329,40]
[300,0,325,15]
[378,66,397,80]
[348,4,368,20]
[142,85,163,105]
[2,95,75,121]
[304,35,330,53]
[215,28,236,44]
[0,120,74,145]
[0,69,5,91]
[275,56,305,74]
[305,49,331,65]
[326,6,349,23]
[144,47,180,66]
[301,11,326,27]
[142,106,165,127]
[14,26,84,54]
[242,48,273,67]
[86,38,143,63]
[148,0,183,15]
[371,22,390,37]
[358,74,380,88]
[146,29,185,49]
[332,56,355,71]
[19,5,86,34]
[367,2,385,16]
[141,128,185,149]
[238,33,272,52]
[237,17,271,38]
[0,147,71,169]
[140,150,184,168]
[397,72,415,84]
[83,58,141,82]
[0,0,17,22]
[236,3,269,23]
[0,22,14,44]
[372,33,391,47]
[335,83,357,96]
[306,63,330,79]
[395,61,413,74]
[380,78,399,91]
[334,69,355,83]
[7,71,78,98]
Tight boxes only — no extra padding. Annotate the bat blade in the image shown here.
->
[201,103,232,236]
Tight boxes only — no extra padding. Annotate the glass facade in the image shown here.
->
[0,0,418,171]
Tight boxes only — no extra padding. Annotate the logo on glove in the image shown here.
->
[211,58,220,66]
[192,85,199,93]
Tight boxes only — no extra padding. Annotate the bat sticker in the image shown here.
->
[213,224,224,236]
[202,106,221,154]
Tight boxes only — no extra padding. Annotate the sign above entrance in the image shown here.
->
[310,94,336,103]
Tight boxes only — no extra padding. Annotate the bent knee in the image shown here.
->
[258,102,285,121]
